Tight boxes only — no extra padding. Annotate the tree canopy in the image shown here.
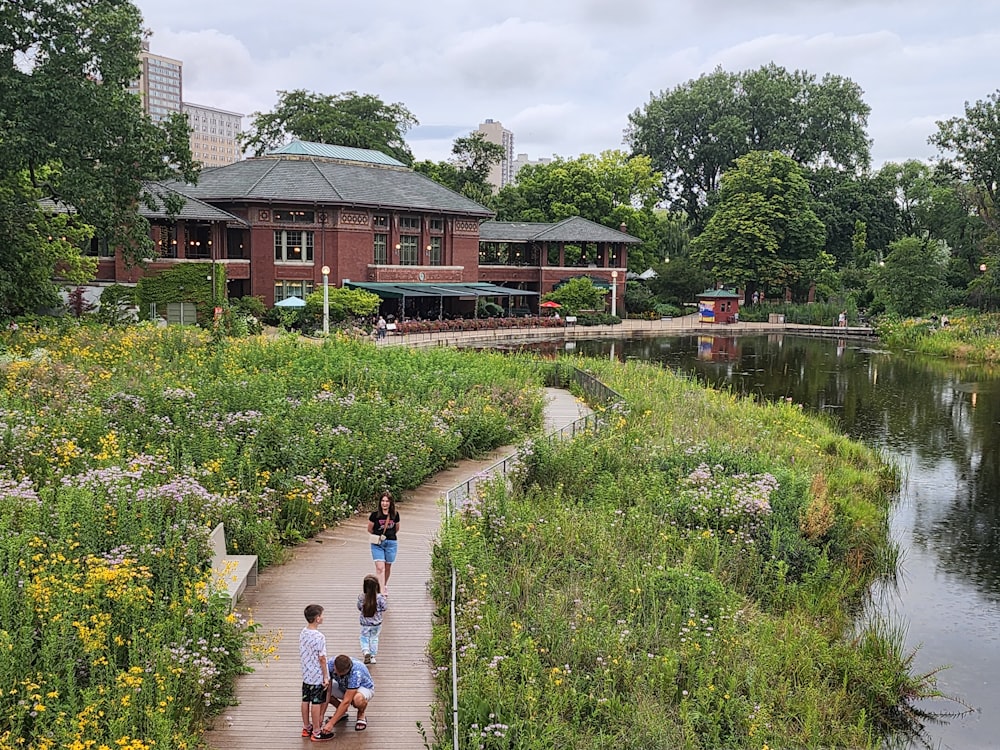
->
[626,63,871,228]
[240,90,419,165]
[413,132,505,206]
[691,150,829,293]
[0,0,197,318]
[491,150,674,269]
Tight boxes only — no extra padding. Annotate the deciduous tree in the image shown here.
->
[1,0,197,318]
[626,63,871,228]
[691,151,829,294]
[241,90,418,165]
[413,132,504,205]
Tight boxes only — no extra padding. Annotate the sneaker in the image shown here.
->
[362,652,371,664]
[369,655,377,664]
[311,731,336,742]
[301,725,313,737]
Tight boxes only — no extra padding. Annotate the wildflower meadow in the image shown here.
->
[433,358,934,749]
[0,323,545,750]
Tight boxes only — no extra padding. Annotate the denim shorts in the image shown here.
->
[371,539,398,563]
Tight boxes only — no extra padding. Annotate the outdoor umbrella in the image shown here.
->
[274,296,307,308]
[539,300,562,308]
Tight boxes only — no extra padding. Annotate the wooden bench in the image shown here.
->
[209,522,258,608]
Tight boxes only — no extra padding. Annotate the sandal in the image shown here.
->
[355,717,367,731]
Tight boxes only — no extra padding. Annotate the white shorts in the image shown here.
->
[331,683,374,702]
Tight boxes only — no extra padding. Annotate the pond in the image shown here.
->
[560,332,997,750]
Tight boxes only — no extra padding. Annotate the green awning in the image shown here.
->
[345,281,538,300]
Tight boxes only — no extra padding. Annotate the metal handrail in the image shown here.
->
[441,365,622,750]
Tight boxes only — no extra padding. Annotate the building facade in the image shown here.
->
[128,41,183,123]
[87,141,637,314]
[184,103,243,167]
[511,153,552,181]
[475,119,514,191]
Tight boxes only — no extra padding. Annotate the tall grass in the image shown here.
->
[432,357,933,749]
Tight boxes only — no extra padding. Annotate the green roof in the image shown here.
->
[345,282,537,299]
[698,289,740,299]
[267,140,407,167]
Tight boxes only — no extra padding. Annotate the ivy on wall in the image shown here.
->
[135,263,226,324]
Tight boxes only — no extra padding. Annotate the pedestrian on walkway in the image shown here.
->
[838,310,847,328]
[299,604,330,740]
[358,574,388,664]
[317,654,375,736]
[369,491,400,595]
[376,315,387,340]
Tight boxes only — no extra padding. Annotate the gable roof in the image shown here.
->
[166,150,492,217]
[479,216,641,244]
[268,140,407,167]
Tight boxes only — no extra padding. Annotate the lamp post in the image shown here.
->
[611,270,619,317]
[321,265,330,335]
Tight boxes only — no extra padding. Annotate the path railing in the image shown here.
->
[440,365,623,750]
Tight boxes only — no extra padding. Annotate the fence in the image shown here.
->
[441,364,623,750]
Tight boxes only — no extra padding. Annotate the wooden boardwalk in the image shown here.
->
[205,387,590,750]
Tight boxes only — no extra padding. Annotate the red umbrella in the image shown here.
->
[539,300,562,308]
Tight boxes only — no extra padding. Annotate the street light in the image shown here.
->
[611,270,619,317]
[321,265,330,335]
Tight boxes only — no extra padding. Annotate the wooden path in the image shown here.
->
[205,387,590,750]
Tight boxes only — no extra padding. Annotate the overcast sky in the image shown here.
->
[133,0,1000,168]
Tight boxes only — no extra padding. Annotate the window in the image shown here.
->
[373,214,388,229]
[274,280,315,302]
[398,235,418,265]
[160,225,178,258]
[429,236,442,266]
[274,209,315,223]
[430,218,444,232]
[274,230,314,262]
[400,216,420,231]
[87,236,113,257]
[374,233,388,264]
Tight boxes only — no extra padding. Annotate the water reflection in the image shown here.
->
[564,334,1000,750]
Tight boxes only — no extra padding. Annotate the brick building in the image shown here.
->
[89,140,638,314]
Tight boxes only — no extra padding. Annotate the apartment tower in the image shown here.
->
[128,41,183,123]
[184,103,244,167]
[475,119,514,191]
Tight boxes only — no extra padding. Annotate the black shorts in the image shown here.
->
[302,682,327,704]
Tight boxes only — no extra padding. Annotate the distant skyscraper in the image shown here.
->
[184,103,243,167]
[128,41,182,123]
[475,119,514,191]
[512,153,552,180]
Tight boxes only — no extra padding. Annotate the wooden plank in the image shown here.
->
[205,389,590,750]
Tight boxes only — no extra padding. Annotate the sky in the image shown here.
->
[132,0,1000,168]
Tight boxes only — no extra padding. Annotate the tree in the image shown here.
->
[626,63,871,228]
[931,92,1000,238]
[542,276,607,313]
[806,167,898,267]
[691,151,829,294]
[872,236,948,316]
[413,132,504,205]
[240,90,418,165]
[491,150,671,268]
[1,1,197,318]
[647,256,712,307]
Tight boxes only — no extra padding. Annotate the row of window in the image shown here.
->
[268,210,444,232]
[276,231,443,266]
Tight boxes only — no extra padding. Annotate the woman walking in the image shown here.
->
[368,491,400,595]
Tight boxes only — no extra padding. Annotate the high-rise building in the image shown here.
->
[512,153,552,180]
[128,41,183,123]
[184,103,243,168]
[475,119,514,191]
